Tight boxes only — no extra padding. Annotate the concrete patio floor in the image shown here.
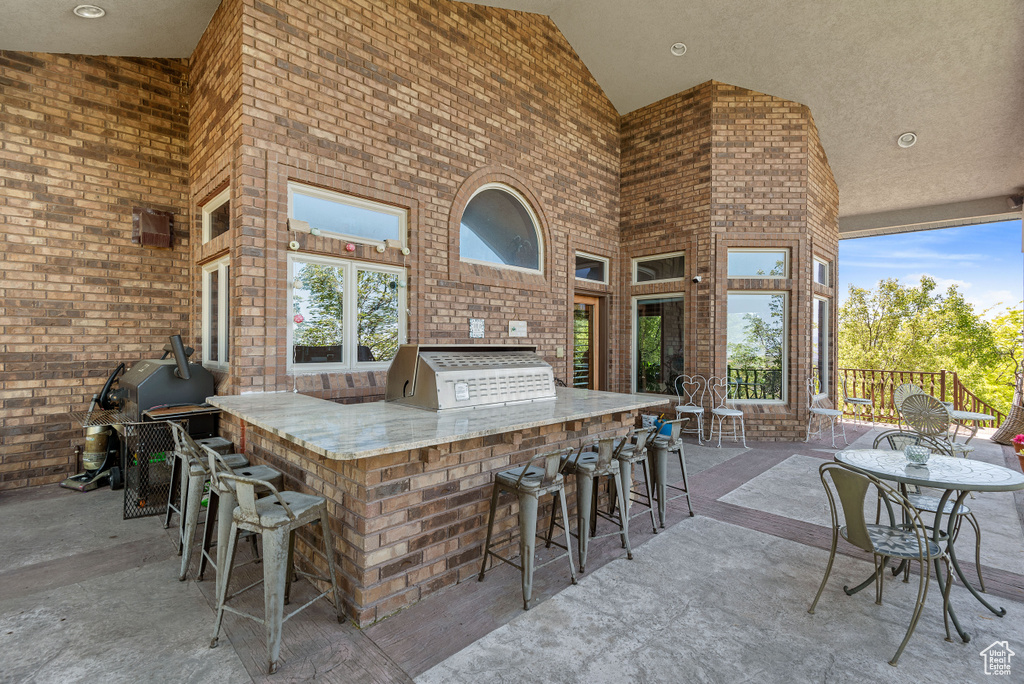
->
[2,423,1022,682]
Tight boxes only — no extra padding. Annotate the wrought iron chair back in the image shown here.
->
[900,392,952,437]
[707,375,734,409]
[674,374,705,408]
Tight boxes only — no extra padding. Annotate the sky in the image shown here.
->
[837,219,1023,318]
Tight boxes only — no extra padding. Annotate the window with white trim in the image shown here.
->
[288,182,407,248]
[813,257,829,286]
[632,251,685,284]
[726,291,788,402]
[812,296,829,395]
[202,257,230,368]
[728,249,789,278]
[575,252,608,284]
[202,188,230,243]
[459,184,542,272]
[289,255,406,370]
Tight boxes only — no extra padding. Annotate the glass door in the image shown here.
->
[573,295,600,389]
[634,296,685,394]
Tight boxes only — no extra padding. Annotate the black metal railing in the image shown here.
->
[726,367,783,400]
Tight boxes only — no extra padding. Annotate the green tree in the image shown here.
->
[839,276,1020,413]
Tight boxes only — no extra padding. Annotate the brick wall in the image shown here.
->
[214,0,621,398]
[0,52,189,490]
[620,81,840,440]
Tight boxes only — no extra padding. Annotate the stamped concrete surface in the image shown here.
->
[418,515,1024,684]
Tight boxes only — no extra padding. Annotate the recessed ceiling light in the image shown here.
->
[670,42,687,57]
[897,132,917,148]
[73,4,106,19]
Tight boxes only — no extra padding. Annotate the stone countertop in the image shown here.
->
[207,388,667,461]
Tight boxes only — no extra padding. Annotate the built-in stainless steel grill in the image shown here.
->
[385,344,556,410]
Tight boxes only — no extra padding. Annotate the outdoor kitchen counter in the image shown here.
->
[207,388,666,461]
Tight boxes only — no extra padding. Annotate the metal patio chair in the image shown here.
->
[165,422,249,581]
[551,438,634,573]
[479,449,577,609]
[899,393,974,460]
[808,461,952,666]
[673,374,707,444]
[199,445,284,582]
[841,376,874,422]
[708,375,747,448]
[872,429,985,591]
[209,473,343,675]
[893,382,924,428]
[806,376,847,448]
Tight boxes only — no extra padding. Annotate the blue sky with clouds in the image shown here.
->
[838,219,1023,318]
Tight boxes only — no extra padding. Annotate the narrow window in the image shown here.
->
[202,257,231,368]
[812,297,828,394]
[813,257,829,286]
[726,292,787,401]
[202,188,230,243]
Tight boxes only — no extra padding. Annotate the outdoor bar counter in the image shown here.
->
[208,388,665,626]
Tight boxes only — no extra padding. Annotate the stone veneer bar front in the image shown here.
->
[209,388,665,625]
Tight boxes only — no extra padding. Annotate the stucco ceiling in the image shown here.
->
[2,0,1022,235]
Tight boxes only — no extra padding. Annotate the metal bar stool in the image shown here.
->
[606,427,658,541]
[198,444,284,582]
[209,474,343,675]
[164,422,249,581]
[553,437,633,572]
[648,418,694,526]
[478,449,577,610]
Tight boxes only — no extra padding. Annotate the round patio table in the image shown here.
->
[948,409,995,444]
[834,449,1024,643]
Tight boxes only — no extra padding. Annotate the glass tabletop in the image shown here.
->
[835,449,1024,492]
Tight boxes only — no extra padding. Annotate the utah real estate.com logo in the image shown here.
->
[979,641,1014,676]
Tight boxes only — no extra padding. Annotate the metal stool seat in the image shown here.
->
[607,427,658,539]
[164,422,251,581]
[479,449,577,610]
[210,474,343,675]
[649,418,694,525]
[199,445,284,582]
[554,438,633,572]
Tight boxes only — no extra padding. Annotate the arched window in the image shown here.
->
[459,184,542,272]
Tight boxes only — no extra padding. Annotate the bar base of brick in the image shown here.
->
[220,409,635,626]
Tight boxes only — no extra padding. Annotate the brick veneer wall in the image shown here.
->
[220,410,635,625]
[213,0,621,399]
[0,52,189,490]
[620,81,839,440]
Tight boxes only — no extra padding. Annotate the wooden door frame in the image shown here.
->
[572,293,605,390]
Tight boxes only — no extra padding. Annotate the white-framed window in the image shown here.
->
[813,257,829,286]
[459,183,543,273]
[202,188,230,244]
[575,252,609,284]
[632,251,686,284]
[726,291,788,403]
[727,249,789,278]
[631,294,685,394]
[202,256,230,369]
[289,254,406,371]
[812,296,829,395]
[288,182,407,248]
